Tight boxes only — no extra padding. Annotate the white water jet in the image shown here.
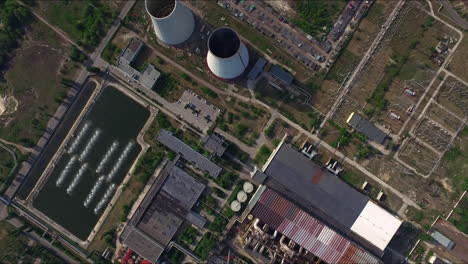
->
[78,129,102,162]
[68,122,91,154]
[83,176,105,208]
[56,155,78,187]
[66,163,88,195]
[106,141,135,182]
[96,141,119,174]
[94,183,116,214]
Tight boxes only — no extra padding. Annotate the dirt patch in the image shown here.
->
[399,138,440,175]
[436,76,468,118]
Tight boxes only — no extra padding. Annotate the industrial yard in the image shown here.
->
[0,0,467,263]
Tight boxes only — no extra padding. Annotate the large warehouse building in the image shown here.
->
[250,139,402,260]
[206,27,249,81]
[145,0,195,46]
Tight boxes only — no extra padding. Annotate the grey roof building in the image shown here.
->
[121,164,205,262]
[259,143,369,230]
[140,64,161,89]
[346,112,387,144]
[269,65,294,85]
[247,57,266,80]
[431,231,455,249]
[157,129,222,178]
[116,38,160,90]
[119,38,144,64]
[202,132,229,157]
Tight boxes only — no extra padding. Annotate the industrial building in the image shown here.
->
[121,163,206,263]
[242,187,383,264]
[269,65,294,85]
[250,139,402,259]
[346,112,387,144]
[247,57,266,80]
[156,129,222,178]
[145,0,195,46]
[116,38,160,90]
[206,27,249,81]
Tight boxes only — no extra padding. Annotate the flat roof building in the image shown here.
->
[247,57,266,80]
[121,164,205,262]
[429,218,468,263]
[269,65,294,85]
[347,112,387,144]
[156,129,222,178]
[119,38,144,64]
[254,140,402,255]
[117,38,160,90]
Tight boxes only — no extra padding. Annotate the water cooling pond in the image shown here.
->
[34,86,149,240]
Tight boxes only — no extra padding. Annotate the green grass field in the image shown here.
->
[0,21,79,147]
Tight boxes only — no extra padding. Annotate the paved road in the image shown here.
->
[91,0,136,69]
[436,0,468,30]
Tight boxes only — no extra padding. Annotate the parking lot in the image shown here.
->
[170,89,221,133]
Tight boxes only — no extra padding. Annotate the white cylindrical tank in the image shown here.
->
[206,27,249,81]
[145,0,195,46]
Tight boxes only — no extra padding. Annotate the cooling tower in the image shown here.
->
[145,0,195,46]
[206,28,249,81]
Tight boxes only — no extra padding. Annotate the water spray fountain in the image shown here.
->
[96,141,119,174]
[56,155,78,187]
[94,183,116,214]
[83,176,105,208]
[68,122,91,154]
[106,141,135,182]
[78,129,102,162]
[66,163,88,195]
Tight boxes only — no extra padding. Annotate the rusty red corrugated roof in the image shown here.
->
[251,189,382,264]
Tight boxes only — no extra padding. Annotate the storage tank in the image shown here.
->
[145,0,195,46]
[206,27,249,81]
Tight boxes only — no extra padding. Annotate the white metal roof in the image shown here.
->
[351,201,402,251]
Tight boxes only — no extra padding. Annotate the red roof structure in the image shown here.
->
[251,188,382,264]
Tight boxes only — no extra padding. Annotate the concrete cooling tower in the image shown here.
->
[145,0,195,46]
[206,27,249,81]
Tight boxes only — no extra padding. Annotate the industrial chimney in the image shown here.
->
[206,27,249,81]
[145,0,195,46]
